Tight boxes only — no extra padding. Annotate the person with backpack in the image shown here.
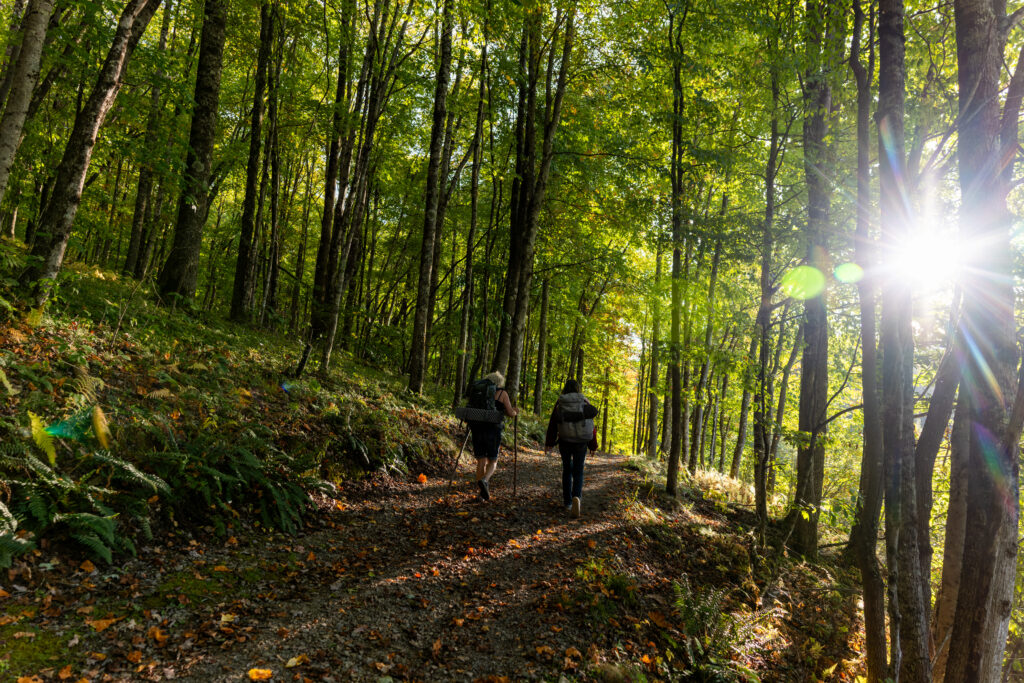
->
[543,379,598,518]
[465,371,517,501]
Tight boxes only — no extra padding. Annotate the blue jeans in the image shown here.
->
[559,442,588,505]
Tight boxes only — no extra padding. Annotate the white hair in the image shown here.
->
[485,371,505,388]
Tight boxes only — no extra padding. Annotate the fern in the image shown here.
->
[91,451,170,494]
[70,531,113,563]
[29,411,57,465]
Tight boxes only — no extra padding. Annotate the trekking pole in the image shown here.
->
[446,427,472,496]
[513,413,519,497]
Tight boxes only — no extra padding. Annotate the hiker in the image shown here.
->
[466,371,517,501]
[543,379,598,518]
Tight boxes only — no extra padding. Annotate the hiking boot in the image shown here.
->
[478,479,490,501]
[570,496,581,518]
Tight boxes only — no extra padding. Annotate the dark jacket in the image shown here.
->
[544,395,599,450]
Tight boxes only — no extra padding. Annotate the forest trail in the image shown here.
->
[3,434,864,682]
[180,445,633,681]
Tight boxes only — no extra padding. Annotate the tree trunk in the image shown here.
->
[409,0,452,393]
[844,0,886,677]
[647,247,663,458]
[731,333,757,478]
[229,0,272,321]
[20,0,162,304]
[688,238,721,473]
[793,0,835,559]
[123,0,173,277]
[155,0,225,303]
[945,0,1022,677]
[0,0,55,209]
[502,7,575,398]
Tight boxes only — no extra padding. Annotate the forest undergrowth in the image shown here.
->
[1,260,864,681]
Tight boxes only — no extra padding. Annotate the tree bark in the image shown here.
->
[229,0,273,321]
[688,238,721,473]
[408,0,452,393]
[20,0,163,304]
[505,8,575,399]
[945,0,1022,677]
[793,0,835,559]
[844,0,886,677]
[123,0,173,277]
[0,0,55,209]
[155,0,225,303]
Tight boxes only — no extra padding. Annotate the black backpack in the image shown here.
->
[467,378,497,411]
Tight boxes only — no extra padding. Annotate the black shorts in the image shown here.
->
[470,423,503,462]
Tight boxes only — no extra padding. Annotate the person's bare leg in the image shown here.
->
[484,458,498,481]
[476,458,487,481]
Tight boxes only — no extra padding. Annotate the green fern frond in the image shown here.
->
[70,531,112,564]
[29,411,57,465]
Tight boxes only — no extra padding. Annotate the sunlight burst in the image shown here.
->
[887,229,963,290]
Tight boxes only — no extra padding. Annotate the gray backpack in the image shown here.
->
[557,392,594,443]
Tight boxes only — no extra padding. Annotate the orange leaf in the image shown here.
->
[587,539,597,549]
[18,677,44,683]
[566,647,582,658]
[147,626,168,644]
[432,638,442,656]
[0,588,10,598]
[79,560,96,573]
[536,645,555,657]
[213,565,230,572]
[648,611,671,629]
[126,651,143,664]
[417,473,428,484]
[58,665,73,680]
[85,617,120,632]
[248,669,273,680]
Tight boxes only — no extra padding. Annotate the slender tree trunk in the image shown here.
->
[0,0,55,209]
[688,238,721,473]
[844,1,886,677]
[229,0,272,321]
[731,333,756,478]
[505,8,575,399]
[123,0,173,277]
[409,0,452,393]
[793,0,836,559]
[647,247,663,458]
[20,0,163,304]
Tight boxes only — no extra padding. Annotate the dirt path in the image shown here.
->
[172,446,632,682]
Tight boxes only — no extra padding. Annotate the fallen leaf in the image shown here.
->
[17,677,43,683]
[285,654,310,668]
[213,565,230,572]
[85,617,120,632]
[432,638,442,657]
[648,611,671,629]
[417,473,428,484]
[248,669,273,681]
[0,588,10,598]
[79,560,96,573]
[147,626,168,644]
[220,614,237,624]
[0,614,19,626]
[536,645,555,657]
[587,539,597,549]
[126,651,143,664]
[12,631,35,638]
[58,665,73,680]
[566,647,582,658]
